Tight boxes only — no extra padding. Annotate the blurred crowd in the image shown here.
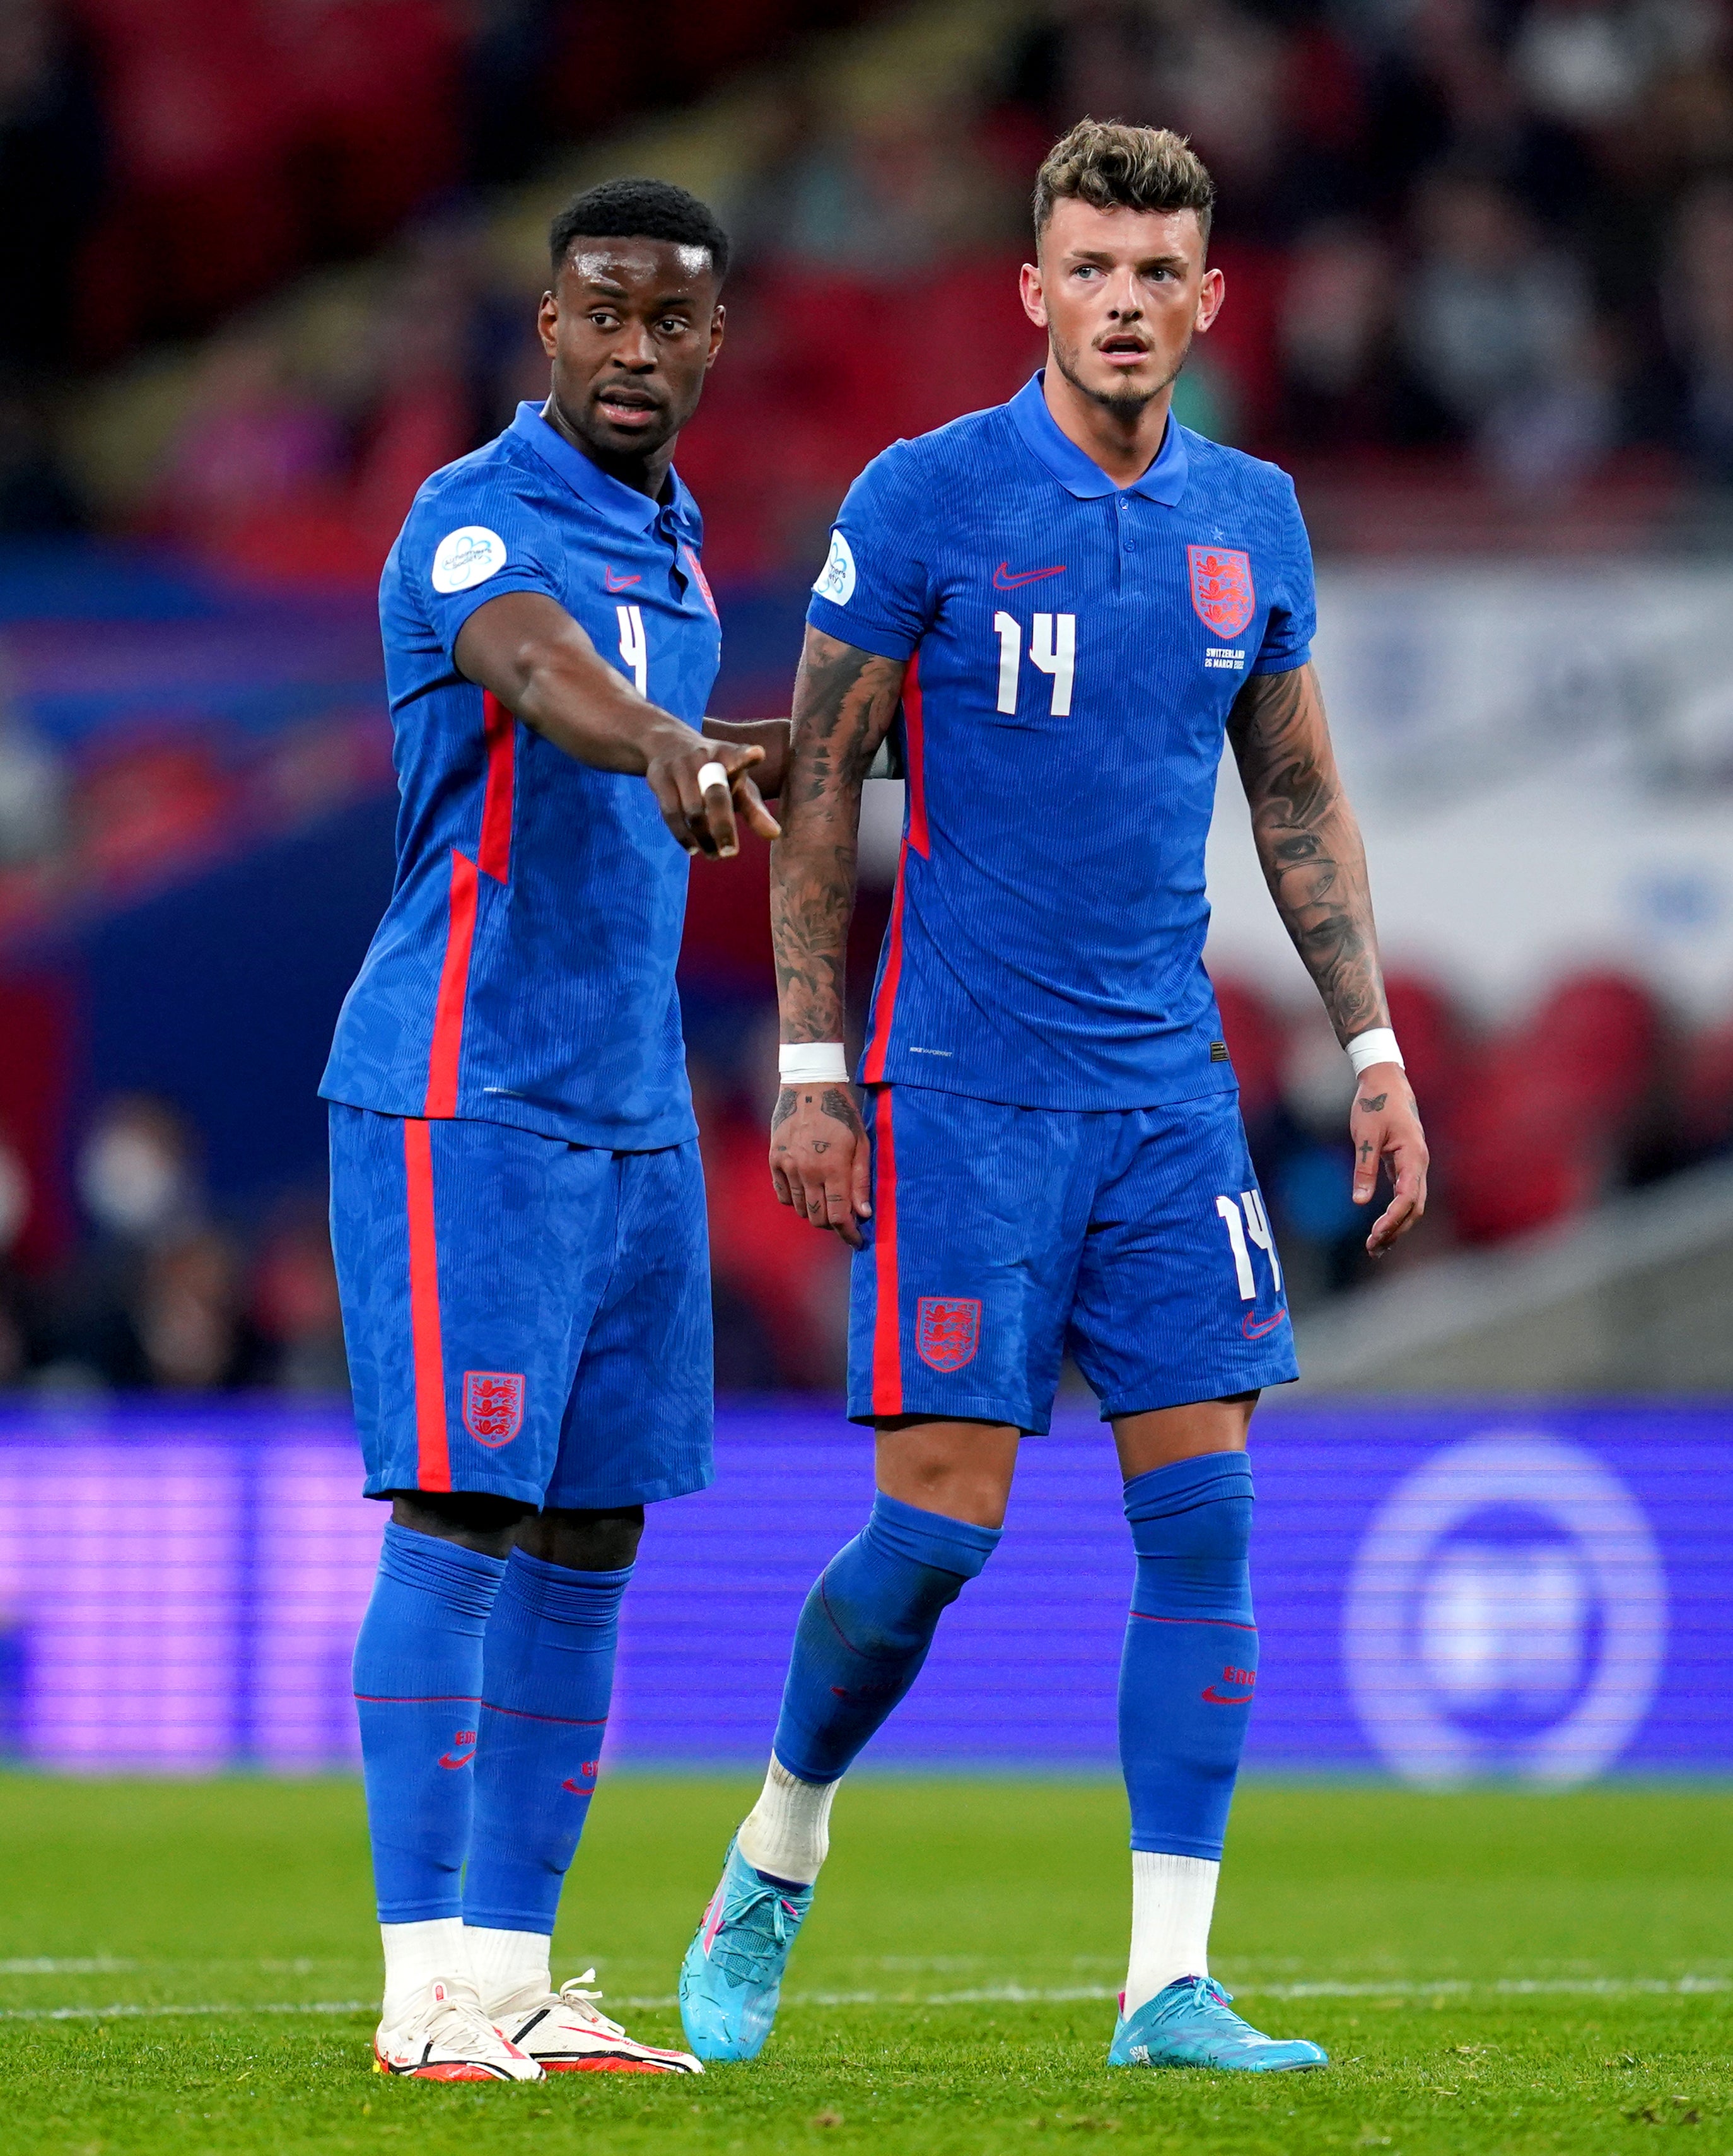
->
[5,0,1733,556]
[1,961,1729,1397]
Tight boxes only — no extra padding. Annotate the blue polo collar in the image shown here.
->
[1008,372,1189,504]
[510,401,699,537]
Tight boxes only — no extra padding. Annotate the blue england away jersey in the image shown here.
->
[320,401,723,1149]
[806,372,1316,1113]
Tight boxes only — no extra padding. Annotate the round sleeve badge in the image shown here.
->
[812,528,856,606]
[431,526,506,594]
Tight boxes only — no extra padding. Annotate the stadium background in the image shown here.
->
[0,0,1729,1796]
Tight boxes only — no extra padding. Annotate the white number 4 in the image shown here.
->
[617,604,648,696]
[993,611,1076,717]
[1215,1190,1282,1300]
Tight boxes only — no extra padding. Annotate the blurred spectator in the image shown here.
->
[0,0,105,375]
[0,1132,30,1385]
[249,1202,347,1393]
[1403,168,1616,487]
[132,1224,264,1390]
[0,684,66,868]
[1666,177,1733,479]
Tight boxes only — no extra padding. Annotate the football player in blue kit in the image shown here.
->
[680,122,1429,2071]
[320,179,786,2081]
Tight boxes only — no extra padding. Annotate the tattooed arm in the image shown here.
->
[1226,662,1428,1255]
[768,627,907,1248]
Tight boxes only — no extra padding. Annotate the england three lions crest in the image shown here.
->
[462,1370,525,1447]
[1186,546,1256,639]
[916,1296,981,1373]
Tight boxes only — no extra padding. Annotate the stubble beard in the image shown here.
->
[1049,322,1191,425]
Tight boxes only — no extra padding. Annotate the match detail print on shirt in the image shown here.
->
[993,612,1077,717]
[431,525,507,594]
[617,604,648,697]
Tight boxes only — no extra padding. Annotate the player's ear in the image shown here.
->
[706,301,725,366]
[537,290,559,358]
[1194,264,1225,336]
[1019,259,1047,331]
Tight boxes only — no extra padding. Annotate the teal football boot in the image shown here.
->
[679,1838,814,2062]
[1107,1976,1327,2071]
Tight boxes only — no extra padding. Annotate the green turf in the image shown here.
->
[2,1774,1729,2153]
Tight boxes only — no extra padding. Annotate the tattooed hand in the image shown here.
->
[1348,1063,1429,1256]
[769,1082,873,1247]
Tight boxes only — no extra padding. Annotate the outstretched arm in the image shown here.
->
[1226,662,1428,1254]
[768,626,906,1248]
[455,590,778,858]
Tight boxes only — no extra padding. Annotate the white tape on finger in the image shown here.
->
[696,760,729,795]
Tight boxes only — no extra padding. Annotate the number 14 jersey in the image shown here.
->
[806,370,1317,1113]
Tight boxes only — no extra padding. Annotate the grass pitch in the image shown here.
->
[1,1775,1729,2155]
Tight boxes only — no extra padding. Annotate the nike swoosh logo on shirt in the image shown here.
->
[1242,1309,1288,1340]
[1200,1686,1257,1705]
[993,561,1066,589]
[604,567,642,592]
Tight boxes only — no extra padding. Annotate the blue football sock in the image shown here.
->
[1119,1451,1257,1862]
[351,1521,507,1924]
[462,1549,632,1936]
[772,1492,1001,1784]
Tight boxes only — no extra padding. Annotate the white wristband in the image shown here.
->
[778,1042,849,1085]
[1346,1028,1404,1078]
[695,759,729,795]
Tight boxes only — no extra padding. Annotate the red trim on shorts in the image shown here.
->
[403,1117,451,1492]
[478,693,515,884]
[902,654,928,858]
[870,1087,903,1416]
[424,850,479,1116]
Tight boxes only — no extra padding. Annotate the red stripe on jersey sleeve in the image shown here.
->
[403,1117,451,1492]
[869,1087,903,1416]
[478,693,516,884]
[424,849,479,1117]
[902,655,928,858]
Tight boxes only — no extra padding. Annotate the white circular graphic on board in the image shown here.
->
[431,526,507,594]
[812,529,856,606]
[1343,1432,1666,1788]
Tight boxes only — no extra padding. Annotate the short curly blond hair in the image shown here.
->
[1033,119,1215,248]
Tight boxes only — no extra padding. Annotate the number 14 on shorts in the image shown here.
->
[1215,1191,1281,1298]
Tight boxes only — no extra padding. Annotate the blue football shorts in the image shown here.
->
[848,1083,1297,1432]
[329,1104,713,1509]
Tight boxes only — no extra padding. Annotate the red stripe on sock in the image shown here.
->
[870,1088,902,1415]
[404,1118,451,1491]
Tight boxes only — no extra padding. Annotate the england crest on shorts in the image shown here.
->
[1186,545,1255,638]
[916,1297,981,1373]
[462,1370,525,1447]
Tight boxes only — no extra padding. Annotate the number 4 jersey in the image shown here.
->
[807,370,1317,1113]
[320,401,723,1151]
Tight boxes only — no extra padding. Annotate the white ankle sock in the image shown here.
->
[380,1916,469,2024]
[465,1925,552,2012]
[735,1754,838,1885]
[1123,1851,1219,2017]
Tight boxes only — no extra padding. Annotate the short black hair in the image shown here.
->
[547,178,731,284]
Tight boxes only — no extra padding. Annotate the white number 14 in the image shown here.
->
[993,611,1076,717]
[1215,1191,1282,1300]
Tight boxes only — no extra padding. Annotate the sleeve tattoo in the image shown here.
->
[769,630,906,1046]
[1226,664,1389,1045]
